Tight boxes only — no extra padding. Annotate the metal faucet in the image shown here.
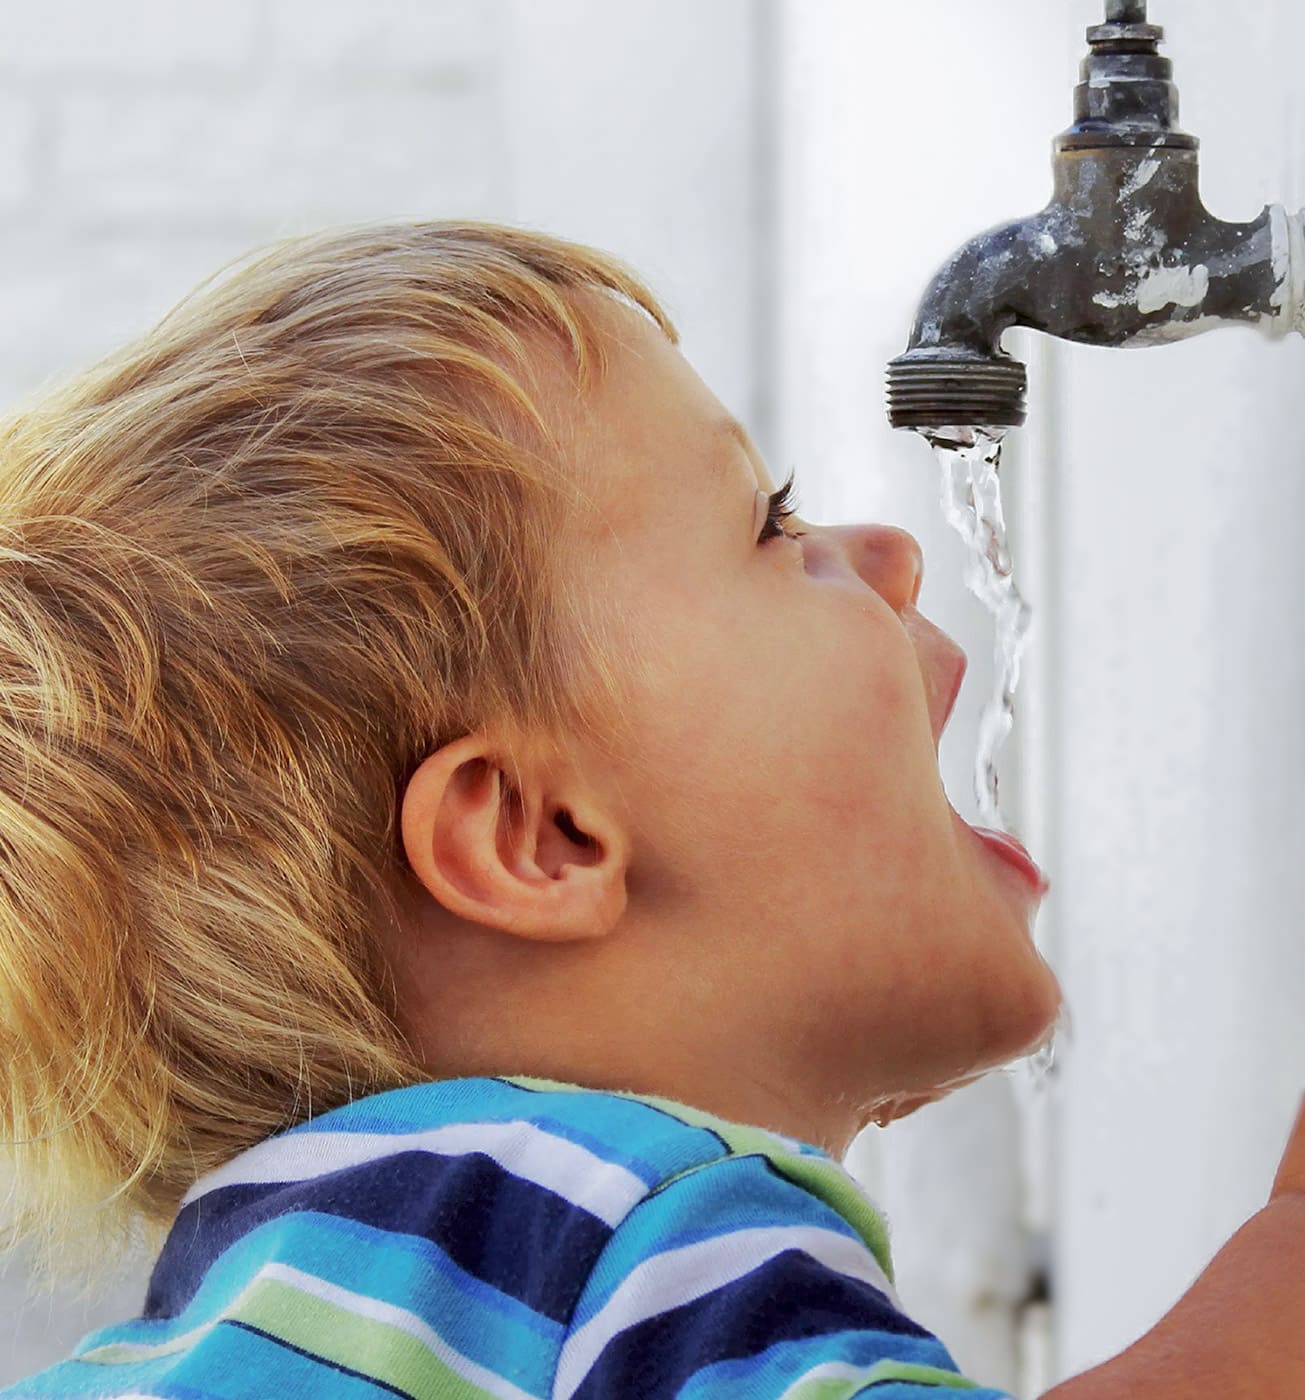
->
[886,0,1305,431]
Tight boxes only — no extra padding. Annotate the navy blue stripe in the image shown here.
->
[224,1319,418,1398]
[570,1249,930,1400]
[144,1149,611,1324]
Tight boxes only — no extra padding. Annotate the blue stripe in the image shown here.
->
[76,1210,561,1394]
[9,1371,223,1400]
[860,1387,1011,1397]
[497,1077,737,1160]
[143,1147,612,1324]
[676,1331,988,1398]
[31,1315,434,1399]
[201,1317,411,1397]
[286,1076,733,1184]
[571,1250,933,1400]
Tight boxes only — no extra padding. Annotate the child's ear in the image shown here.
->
[398,731,629,942]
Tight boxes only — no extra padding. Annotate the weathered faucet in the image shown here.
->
[886,0,1305,430]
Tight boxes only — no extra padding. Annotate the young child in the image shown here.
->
[1,220,1302,1399]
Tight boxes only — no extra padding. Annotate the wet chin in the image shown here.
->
[994,950,1065,1066]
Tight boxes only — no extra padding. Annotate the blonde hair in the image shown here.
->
[0,219,679,1302]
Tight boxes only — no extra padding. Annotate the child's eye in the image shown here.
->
[757,470,805,545]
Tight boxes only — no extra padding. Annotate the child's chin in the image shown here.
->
[1003,964,1067,1062]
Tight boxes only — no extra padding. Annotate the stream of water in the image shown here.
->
[924,425,1069,1091]
[927,425,1030,829]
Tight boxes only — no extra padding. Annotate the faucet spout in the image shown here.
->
[886,3,1305,431]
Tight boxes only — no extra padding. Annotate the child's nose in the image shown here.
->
[826,523,924,613]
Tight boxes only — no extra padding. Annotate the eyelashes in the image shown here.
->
[758,469,803,543]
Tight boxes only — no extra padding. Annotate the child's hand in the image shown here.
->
[1269,1092,1305,1202]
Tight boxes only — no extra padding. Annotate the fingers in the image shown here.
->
[1269,1093,1305,1204]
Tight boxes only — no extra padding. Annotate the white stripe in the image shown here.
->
[179,1119,647,1225]
[552,1225,897,1400]
[79,1315,219,1365]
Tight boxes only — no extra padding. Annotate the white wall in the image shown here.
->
[1050,0,1305,1379]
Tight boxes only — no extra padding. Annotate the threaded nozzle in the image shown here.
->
[885,352,1028,430]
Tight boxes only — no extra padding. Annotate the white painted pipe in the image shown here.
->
[1268,205,1305,336]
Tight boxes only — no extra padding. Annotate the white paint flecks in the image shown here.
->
[1294,210,1305,336]
[1135,263,1209,314]
[1121,158,1162,198]
[1267,204,1305,336]
[1038,231,1057,256]
[1124,205,1154,241]
[1126,312,1227,346]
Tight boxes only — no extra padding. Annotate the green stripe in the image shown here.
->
[86,1273,504,1400]
[234,1275,501,1400]
[783,1360,988,1397]
[506,1075,896,1286]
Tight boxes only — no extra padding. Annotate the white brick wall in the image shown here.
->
[0,94,39,211]
[0,1,509,411]
[261,0,498,76]
[51,87,499,220]
[0,0,763,1382]
[0,3,264,76]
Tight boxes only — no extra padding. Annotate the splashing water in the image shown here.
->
[924,425,1068,1095]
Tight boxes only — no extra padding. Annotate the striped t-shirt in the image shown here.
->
[5,1074,1018,1398]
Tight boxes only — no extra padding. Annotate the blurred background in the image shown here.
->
[2,1,1304,1394]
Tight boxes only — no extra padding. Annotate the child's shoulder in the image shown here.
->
[9,1075,992,1400]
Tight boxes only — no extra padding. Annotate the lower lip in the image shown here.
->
[969,825,1051,897]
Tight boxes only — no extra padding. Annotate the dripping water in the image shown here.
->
[923,425,1070,1096]
[926,425,1030,829]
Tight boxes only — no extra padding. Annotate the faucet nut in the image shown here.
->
[1064,9,1196,150]
[886,352,1028,431]
[1086,22,1164,46]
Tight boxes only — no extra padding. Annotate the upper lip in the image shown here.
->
[932,647,967,750]
[905,605,967,750]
